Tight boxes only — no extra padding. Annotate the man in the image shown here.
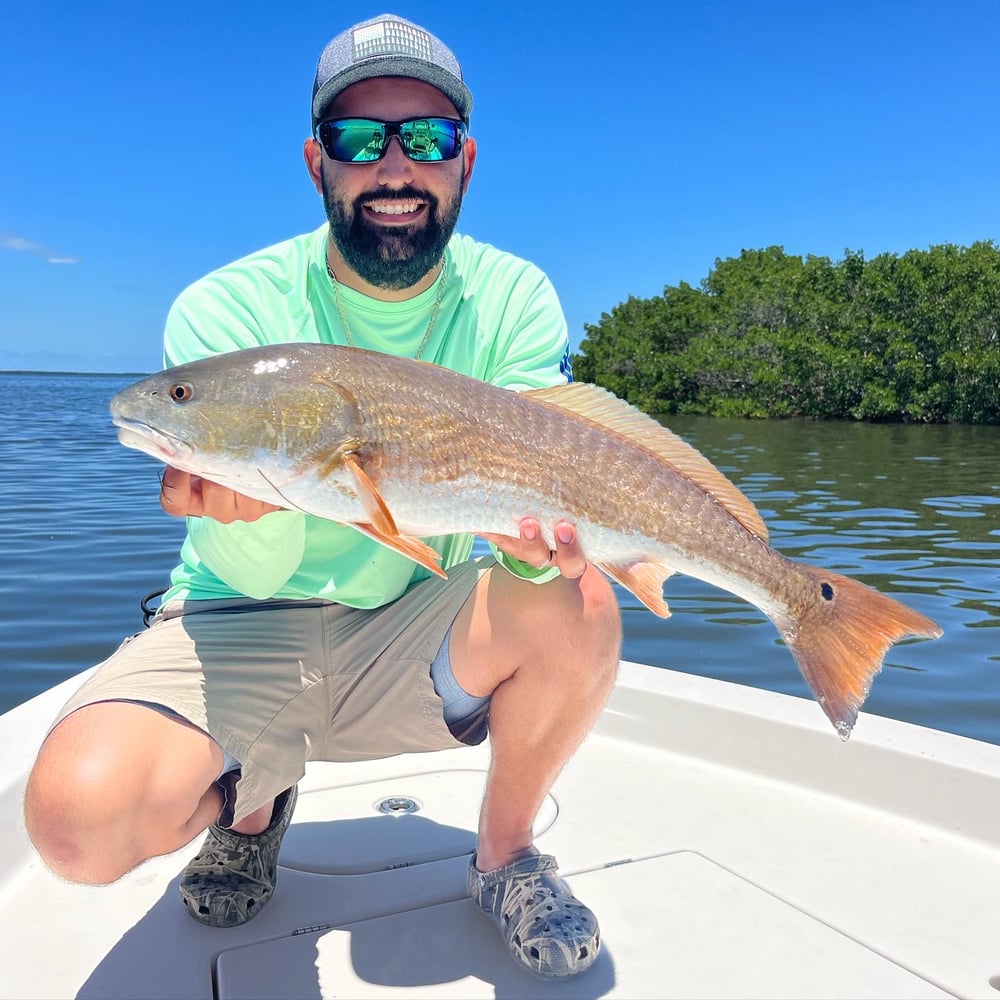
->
[25,14,620,981]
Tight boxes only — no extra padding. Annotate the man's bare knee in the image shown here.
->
[456,563,622,699]
[26,745,129,884]
[551,568,621,666]
[24,702,224,884]
[511,567,621,699]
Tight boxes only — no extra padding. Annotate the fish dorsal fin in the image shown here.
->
[524,383,769,541]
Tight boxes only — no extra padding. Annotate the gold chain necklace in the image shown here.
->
[325,256,448,360]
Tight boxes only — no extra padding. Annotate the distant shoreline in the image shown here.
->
[0,369,151,378]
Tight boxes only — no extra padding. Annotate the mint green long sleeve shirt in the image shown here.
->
[160,225,569,605]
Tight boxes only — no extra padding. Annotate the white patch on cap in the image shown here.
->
[352,20,433,61]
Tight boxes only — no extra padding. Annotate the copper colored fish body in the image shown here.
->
[110,343,942,738]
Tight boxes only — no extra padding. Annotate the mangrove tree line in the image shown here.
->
[573,242,1000,423]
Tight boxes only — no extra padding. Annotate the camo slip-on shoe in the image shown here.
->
[468,849,600,978]
[180,784,297,928]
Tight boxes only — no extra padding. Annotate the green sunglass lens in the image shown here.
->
[399,120,453,161]
[333,121,387,162]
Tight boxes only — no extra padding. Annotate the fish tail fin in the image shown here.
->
[782,568,942,740]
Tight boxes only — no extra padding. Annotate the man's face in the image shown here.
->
[312,77,476,291]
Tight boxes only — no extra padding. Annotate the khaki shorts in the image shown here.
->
[52,557,493,825]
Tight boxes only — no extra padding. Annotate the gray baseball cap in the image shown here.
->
[311,14,473,131]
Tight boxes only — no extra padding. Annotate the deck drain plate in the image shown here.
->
[376,796,420,815]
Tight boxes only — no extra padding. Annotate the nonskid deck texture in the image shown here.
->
[3,662,1000,999]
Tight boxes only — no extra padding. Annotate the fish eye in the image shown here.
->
[169,382,194,403]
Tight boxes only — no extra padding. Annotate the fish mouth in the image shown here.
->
[113,416,193,465]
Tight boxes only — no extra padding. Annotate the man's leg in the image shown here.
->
[25,701,226,885]
[26,696,295,928]
[25,593,352,923]
[450,562,621,871]
[450,561,620,977]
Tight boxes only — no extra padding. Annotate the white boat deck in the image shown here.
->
[3,661,1000,999]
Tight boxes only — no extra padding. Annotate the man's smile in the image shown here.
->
[363,198,427,224]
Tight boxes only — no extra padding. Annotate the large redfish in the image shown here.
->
[110,343,942,737]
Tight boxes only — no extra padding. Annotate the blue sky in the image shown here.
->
[2,0,999,372]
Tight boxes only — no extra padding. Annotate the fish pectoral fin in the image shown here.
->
[350,522,447,579]
[341,452,399,535]
[338,454,446,578]
[598,560,674,618]
[339,453,446,578]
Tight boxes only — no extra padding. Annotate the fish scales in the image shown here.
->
[351,354,732,560]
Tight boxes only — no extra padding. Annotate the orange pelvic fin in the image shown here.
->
[784,568,942,739]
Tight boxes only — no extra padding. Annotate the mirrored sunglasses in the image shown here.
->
[316,117,468,163]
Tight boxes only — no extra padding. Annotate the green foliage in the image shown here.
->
[574,243,1000,423]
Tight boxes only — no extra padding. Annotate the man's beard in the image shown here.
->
[322,174,463,291]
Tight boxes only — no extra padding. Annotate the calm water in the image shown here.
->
[1,372,998,744]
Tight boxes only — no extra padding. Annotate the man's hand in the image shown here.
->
[160,467,283,524]
[479,518,587,580]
